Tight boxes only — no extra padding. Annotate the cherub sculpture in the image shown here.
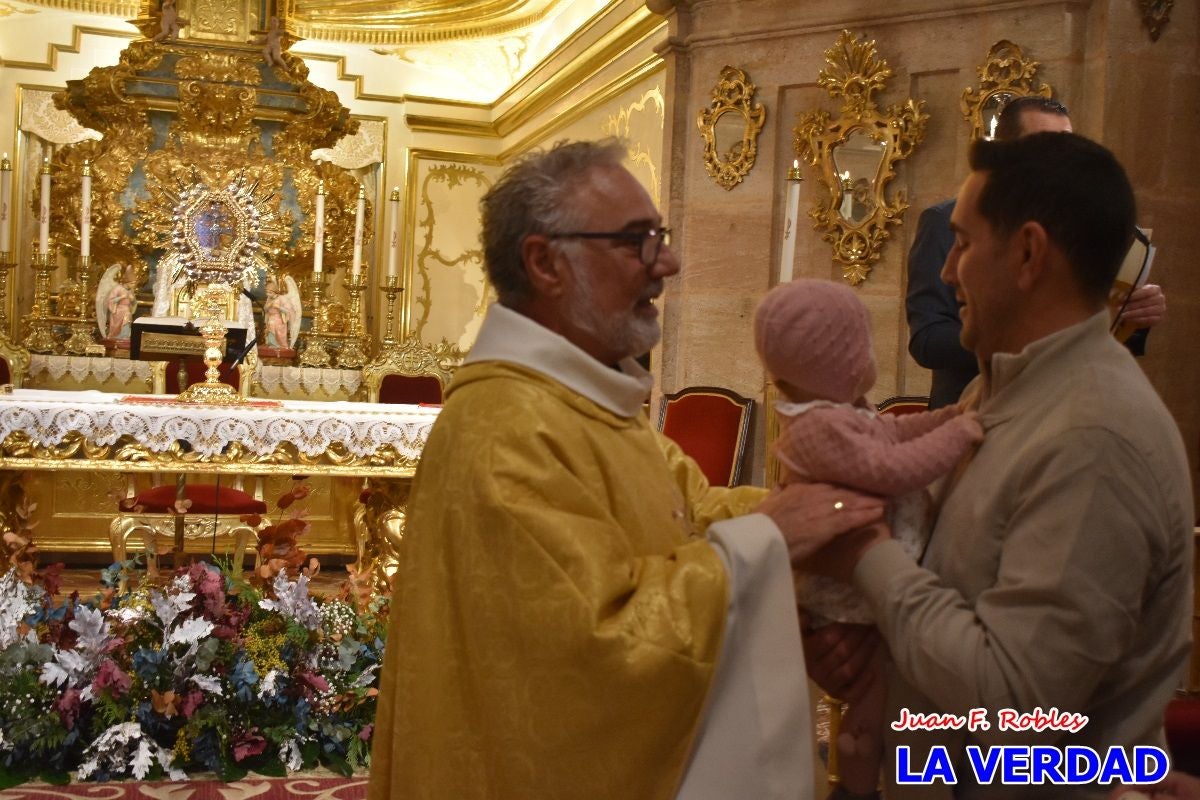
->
[252,15,289,70]
[152,0,189,43]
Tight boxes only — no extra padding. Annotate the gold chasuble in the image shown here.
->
[369,305,808,800]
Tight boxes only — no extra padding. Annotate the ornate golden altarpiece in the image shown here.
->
[5,4,397,567]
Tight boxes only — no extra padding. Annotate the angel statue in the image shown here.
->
[261,274,301,356]
[151,0,189,43]
[252,15,289,70]
[96,262,140,344]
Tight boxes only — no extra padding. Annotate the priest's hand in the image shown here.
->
[757,482,885,564]
[801,615,882,704]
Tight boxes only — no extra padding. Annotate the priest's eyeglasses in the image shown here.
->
[550,226,672,268]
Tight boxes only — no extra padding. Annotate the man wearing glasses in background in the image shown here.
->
[368,138,886,800]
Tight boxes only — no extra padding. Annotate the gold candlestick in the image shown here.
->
[23,251,59,353]
[298,271,332,367]
[0,253,15,338]
[337,271,370,369]
[379,275,404,347]
[63,255,100,354]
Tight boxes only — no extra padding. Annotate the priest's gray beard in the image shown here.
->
[567,259,661,361]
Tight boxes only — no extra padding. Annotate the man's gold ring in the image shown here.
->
[833,501,844,511]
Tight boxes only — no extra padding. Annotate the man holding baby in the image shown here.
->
[807,132,1194,799]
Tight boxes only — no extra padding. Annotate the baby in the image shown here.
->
[754,278,984,791]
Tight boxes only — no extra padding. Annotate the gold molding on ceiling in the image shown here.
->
[292,2,558,46]
[499,53,661,160]
[0,24,136,71]
[12,0,137,16]
[403,7,662,138]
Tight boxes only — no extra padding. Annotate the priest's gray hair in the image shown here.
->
[481,137,627,308]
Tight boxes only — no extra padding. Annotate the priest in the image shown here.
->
[368,138,885,800]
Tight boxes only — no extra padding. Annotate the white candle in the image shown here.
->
[80,160,92,259]
[387,187,400,278]
[38,158,51,256]
[313,180,325,273]
[0,154,11,254]
[351,183,365,277]
[779,159,803,283]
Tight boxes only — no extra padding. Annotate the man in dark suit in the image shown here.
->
[905,96,1166,408]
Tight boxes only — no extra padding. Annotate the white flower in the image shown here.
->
[151,587,195,630]
[167,617,214,647]
[39,604,117,689]
[279,738,303,773]
[76,722,185,782]
[258,669,281,699]
[190,674,223,695]
[258,570,320,630]
[0,569,39,650]
[108,605,149,625]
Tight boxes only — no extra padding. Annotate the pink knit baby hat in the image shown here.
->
[754,278,874,403]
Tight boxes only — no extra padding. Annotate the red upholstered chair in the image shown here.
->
[0,335,30,388]
[364,336,464,405]
[110,473,268,582]
[876,395,930,416]
[657,386,754,487]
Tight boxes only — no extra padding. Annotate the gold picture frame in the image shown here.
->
[961,40,1053,142]
[793,30,927,285]
[697,66,766,191]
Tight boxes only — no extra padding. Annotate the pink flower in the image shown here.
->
[232,729,267,762]
[54,688,82,729]
[181,689,205,718]
[358,724,373,741]
[93,660,133,697]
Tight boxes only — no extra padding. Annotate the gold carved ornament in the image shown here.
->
[1138,0,1173,41]
[794,30,927,286]
[961,40,1053,142]
[697,66,766,191]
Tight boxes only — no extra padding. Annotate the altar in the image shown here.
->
[0,388,436,580]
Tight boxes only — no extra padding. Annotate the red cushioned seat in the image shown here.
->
[133,484,267,515]
[379,373,443,405]
[658,386,754,488]
[1166,696,1200,775]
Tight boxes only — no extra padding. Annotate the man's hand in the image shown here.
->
[1118,283,1166,329]
[802,522,892,584]
[801,618,882,703]
[757,483,885,563]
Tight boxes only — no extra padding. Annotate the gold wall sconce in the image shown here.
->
[961,40,1053,142]
[793,30,927,285]
[697,65,767,191]
[1138,0,1173,41]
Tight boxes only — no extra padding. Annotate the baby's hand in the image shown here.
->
[956,410,985,443]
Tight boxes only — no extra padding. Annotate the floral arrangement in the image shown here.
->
[0,556,388,787]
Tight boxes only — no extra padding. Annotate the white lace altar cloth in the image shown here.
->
[0,389,437,460]
[256,365,363,397]
[29,355,156,384]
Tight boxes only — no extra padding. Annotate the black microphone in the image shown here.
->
[231,337,257,368]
